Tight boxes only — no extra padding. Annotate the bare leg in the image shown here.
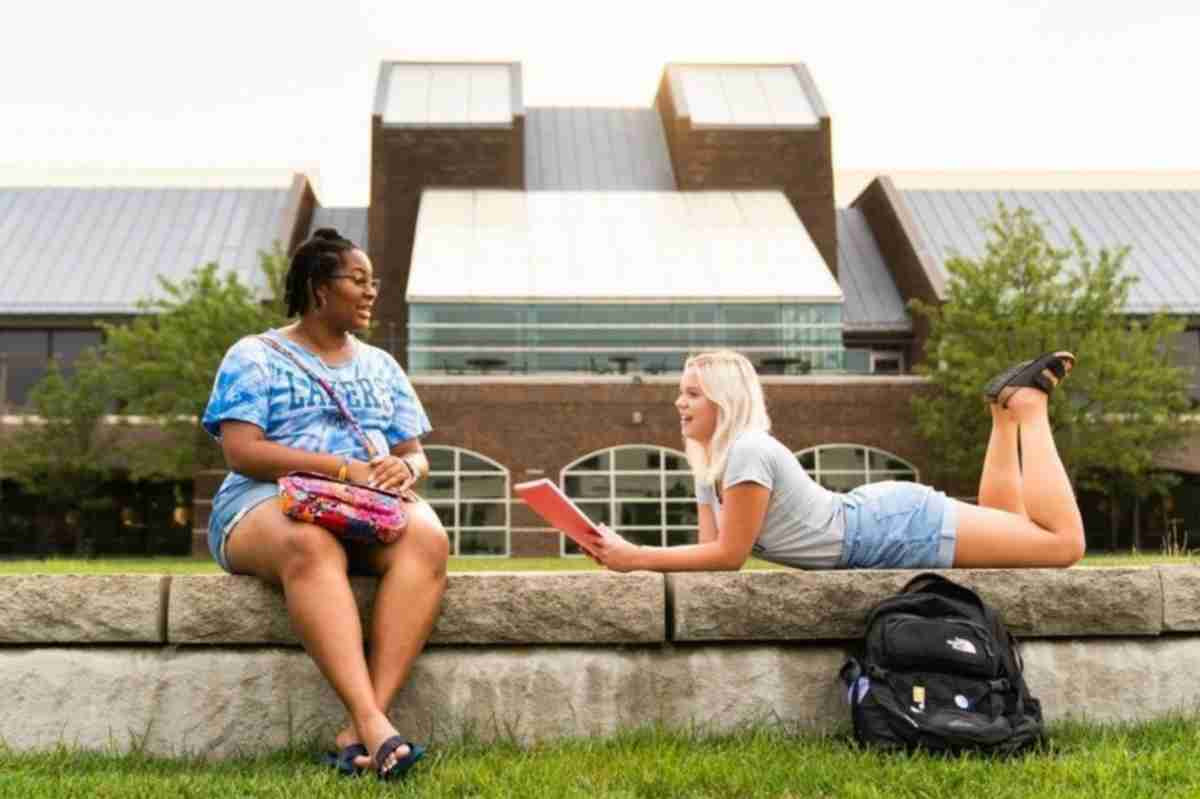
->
[337,502,449,770]
[225,501,403,768]
[977,403,1026,517]
[952,388,1086,567]
[1010,390,1085,548]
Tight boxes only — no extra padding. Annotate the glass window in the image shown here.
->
[51,330,103,368]
[795,445,918,492]
[408,301,847,376]
[0,328,100,409]
[423,446,510,556]
[560,445,696,554]
[0,330,49,408]
[564,474,611,498]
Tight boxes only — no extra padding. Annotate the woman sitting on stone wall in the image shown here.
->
[202,228,446,781]
[592,349,1085,573]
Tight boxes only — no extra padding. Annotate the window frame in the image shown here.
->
[423,445,511,557]
[559,444,697,556]
[794,443,919,491]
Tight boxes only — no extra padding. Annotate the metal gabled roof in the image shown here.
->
[524,107,676,191]
[902,189,1200,314]
[309,207,368,251]
[0,184,294,315]
[837,208,911,333]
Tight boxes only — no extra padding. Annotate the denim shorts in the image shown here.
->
[207,479,281,573]
[837,481,958,569]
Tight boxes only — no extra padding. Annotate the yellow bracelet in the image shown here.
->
[336,458,349,481]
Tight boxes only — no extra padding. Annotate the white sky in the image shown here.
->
[3,0,1197,206]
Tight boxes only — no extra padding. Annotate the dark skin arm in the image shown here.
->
[218,421,428,491]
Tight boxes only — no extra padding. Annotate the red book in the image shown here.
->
[514,478,602,556]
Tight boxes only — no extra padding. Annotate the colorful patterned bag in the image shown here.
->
[259,335,412,544]
[278,471,407,544]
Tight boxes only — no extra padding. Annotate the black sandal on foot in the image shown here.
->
[983,351,1076,408]
[373,736,426,782]
[318,743,369,777]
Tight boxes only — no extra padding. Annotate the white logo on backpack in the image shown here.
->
[946,636,977,656]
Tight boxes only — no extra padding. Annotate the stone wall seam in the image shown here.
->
[158,576,171,644]
[663,573,675,643]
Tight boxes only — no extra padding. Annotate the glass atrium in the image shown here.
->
[406,189,846,375]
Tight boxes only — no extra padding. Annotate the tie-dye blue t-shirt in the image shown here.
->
[202,330,431,512]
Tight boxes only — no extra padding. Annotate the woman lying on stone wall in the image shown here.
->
[591,349,1085,573]
[202,228,446,781]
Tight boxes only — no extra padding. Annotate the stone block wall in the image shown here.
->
[3,566,1200,757]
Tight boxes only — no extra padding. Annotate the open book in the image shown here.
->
[513,478,602,556]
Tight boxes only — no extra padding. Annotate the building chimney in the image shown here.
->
[656,63,837,276]
[368,62,525,365]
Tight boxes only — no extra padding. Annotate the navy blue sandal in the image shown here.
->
[373,736,426,781]
[983,351,1076,408]
[318,742,369,777]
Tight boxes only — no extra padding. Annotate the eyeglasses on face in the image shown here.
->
[330,273,382,292]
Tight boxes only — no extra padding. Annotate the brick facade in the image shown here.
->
[416,377,943,556]
[367,120,524,367]
[655,69,838,275]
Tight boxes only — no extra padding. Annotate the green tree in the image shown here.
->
[3,246,288,493]
[100,245,289,479]
[0,352,121,551]
[910,205,1194,547]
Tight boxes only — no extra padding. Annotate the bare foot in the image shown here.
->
[1004,383,1051,418]
[988,400,1018,425]
[351,711,410,774]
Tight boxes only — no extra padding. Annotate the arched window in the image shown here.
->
[795,444,918,492]
[423,446,510,556]
[560,445,697,555]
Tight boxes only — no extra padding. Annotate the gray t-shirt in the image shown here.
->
[696,430,845,569]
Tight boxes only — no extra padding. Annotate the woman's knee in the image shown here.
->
[277,521,347,579]
[1054,525,1087,567]
[404,505,451,574]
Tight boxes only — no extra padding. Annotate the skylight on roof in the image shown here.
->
[383,64,513,125]
[407,190,841,304]
[678,66,818,128]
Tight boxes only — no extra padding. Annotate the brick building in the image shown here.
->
[2,61,1198,558]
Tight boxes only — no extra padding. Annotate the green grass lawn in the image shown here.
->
[1,719,1199,798]
[0,551,1194,575]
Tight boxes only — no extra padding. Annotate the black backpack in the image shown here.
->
[840,573,1044,754]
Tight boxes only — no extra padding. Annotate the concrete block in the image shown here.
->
[168,571,665,645]
[0,575,166,643]
[669,567,1163,641]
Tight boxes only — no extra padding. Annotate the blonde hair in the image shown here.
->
[682,350,771,487]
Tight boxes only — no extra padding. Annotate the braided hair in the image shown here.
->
[284,227,358,316]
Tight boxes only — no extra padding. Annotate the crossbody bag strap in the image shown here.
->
[257,334,379,460]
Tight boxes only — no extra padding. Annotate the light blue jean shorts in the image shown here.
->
[207,479,280,573]
[837,481,958,569]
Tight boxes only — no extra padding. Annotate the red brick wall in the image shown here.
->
[655,72,838,276]
[418,378,944,556]
[367,118,524,366]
